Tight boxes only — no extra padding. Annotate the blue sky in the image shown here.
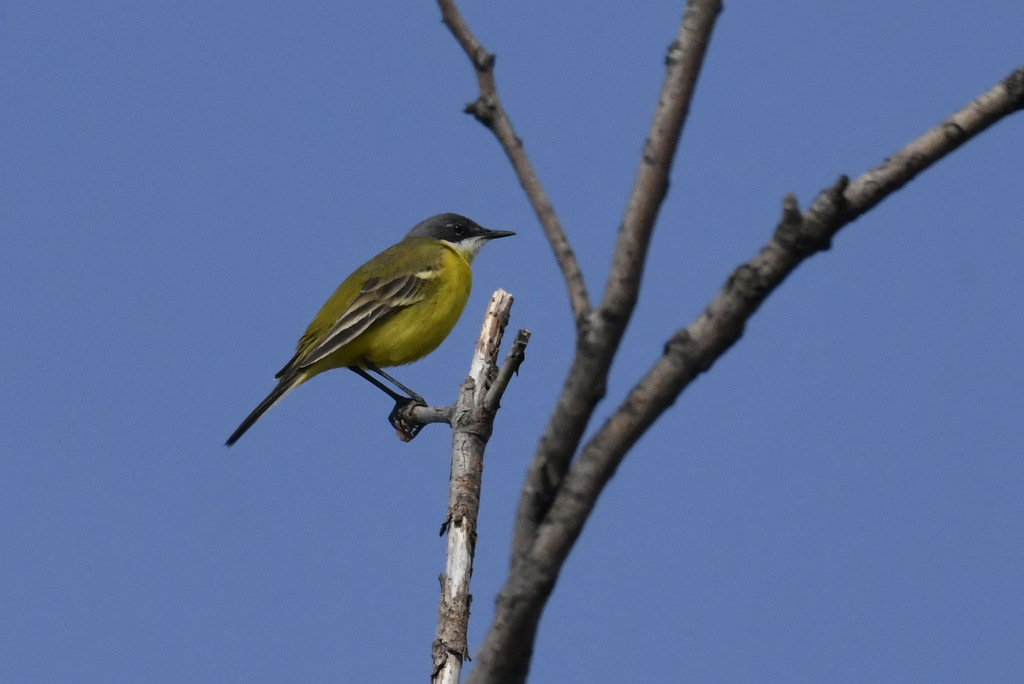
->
[2,2,1022,682]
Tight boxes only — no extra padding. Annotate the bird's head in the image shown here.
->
[405,213,515,262]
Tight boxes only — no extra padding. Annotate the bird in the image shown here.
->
[226,213,514,446]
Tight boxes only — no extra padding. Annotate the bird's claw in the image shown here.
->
[389,396,427,442]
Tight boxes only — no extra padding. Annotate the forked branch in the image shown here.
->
[472,64,1024,684]
[437,0,1024,680]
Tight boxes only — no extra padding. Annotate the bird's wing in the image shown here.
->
[291,269,433,371]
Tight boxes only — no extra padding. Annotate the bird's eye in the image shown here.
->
[450,223,466,236]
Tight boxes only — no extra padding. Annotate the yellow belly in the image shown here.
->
[306,243,472,374]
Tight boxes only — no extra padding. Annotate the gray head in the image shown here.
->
[405,213,515,261]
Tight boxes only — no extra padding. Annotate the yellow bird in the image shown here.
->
[227,213,514,445]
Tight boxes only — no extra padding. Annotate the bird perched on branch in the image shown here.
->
[227,213,514,445]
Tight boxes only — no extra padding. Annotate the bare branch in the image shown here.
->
[437,0,590,321]
[484,329,531,412]
[545,61,1024,563]
[603,0,721,320]
[432,290,522,684]
[404,404,454,427]
[509,0,722,573]
[467,65,1024,684]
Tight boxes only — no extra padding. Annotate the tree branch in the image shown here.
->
[468,64,1024,684]
[432,290,523,684]
[510,0,721,573]
[484,330,531,413]
[437,0,590,321]
[603,0,720,321]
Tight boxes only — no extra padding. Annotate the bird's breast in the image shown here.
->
[362,247,472,367]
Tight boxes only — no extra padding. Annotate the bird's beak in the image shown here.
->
[481,228,516,240]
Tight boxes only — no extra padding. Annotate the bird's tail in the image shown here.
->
[226,371,306,447]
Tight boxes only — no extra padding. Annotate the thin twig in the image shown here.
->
[404,404,454,427]
[437,0,590,322]
[602,0,720,319]
[484,329,531,412]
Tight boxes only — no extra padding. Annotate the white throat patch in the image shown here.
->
[443,236,490,263]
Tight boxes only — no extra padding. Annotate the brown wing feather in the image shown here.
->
[292,271,432,370]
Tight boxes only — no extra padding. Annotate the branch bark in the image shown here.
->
[509,0,722,568]
[431,290,527,684]
[548,63,1024,551]
[438,0,1024,681]
[470,64,1024,684]
[437,0,590,322]
[444,2,724,682]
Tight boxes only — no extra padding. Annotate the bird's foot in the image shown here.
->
[389,395,428,442]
